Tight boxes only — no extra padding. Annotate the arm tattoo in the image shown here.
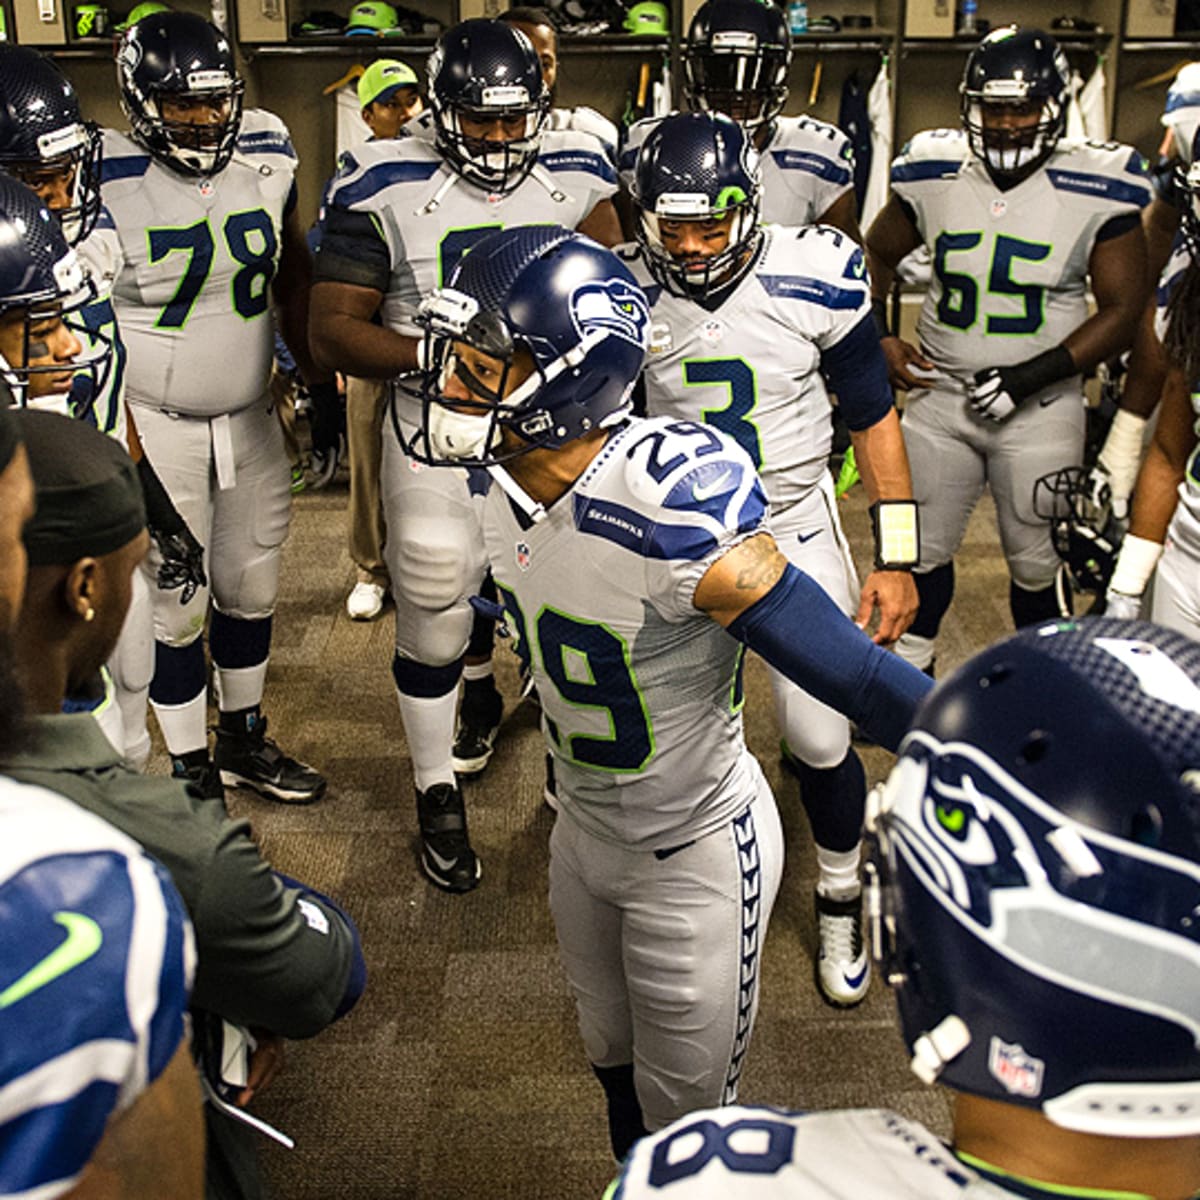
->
[733,535,786,592]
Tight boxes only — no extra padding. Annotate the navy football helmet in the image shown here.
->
[427,20,550,195]
[632,111,763,299]
[1033,465,1124,596]
[0,46,101,246]
[684,0,791,133]
[117,11,245,178]
[866,617,1200,1137]
[0,173,110,408]
[961,27,1069,184]
[405,225,649,468]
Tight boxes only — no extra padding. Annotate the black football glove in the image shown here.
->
[308,379,343,460]
[136,456,206,605]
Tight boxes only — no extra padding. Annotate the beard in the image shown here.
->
[0,633,29,757]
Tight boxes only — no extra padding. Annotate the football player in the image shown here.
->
[407,224,933,1156]
[1089,61,1200,520]
[865,27,1148,673]
[0,44,205,769]
[627,112,919,1008]
[102,11,331,803]
[609,616,1200,1199]
[309,18,623,893]
[499,5,619,161]
[618,0,860,240]
[1107,135,1200,634]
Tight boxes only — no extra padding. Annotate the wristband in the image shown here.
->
[870,500,920,570]
[1097,408,1148,501]
[1109,533,1164,598]
[870,296,890,339]
[1005,344,1076,404]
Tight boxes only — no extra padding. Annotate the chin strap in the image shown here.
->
[487,463,547,523]
[910,1015,971,1084]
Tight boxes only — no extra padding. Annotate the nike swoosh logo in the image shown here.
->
[426,847,460,872]
[844,962,869,990]
[692,470,732,501]
[1038,394,1060,408]
[796,530,822,544]
[0,912,103,1009]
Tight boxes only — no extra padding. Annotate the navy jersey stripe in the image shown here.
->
[890,159,962,184]
[1046,168,1151,207]
[540,149,618,184]
[757,273,864,309]
[333,159,443,207]
[573,494,720,560]
[101,155,151,183]
[769,149,852,185]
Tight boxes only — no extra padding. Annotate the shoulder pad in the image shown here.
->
[779,113,852,149]
[758,225,868,298]
[618,115,662,173]
[564,106,618,152]
[619,417,766,531]
[1047,139,1152,207]
[235,108,297,163]
[895,128,968,163]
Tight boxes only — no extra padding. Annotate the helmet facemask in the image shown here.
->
[1178,156,1200,262]
[636,187,761,301]
[685,33,789,133]
[1,123,102,246]
[962,82,1063,184]
[0,265,111,412]
[433,90,549,194]
[124,64,245,178]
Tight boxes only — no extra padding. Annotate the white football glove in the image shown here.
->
[968,367,1020,423]
[1103,589,1143,620]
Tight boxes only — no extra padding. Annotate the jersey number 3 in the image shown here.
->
[934,231,1051,336]
[148,210,277,329]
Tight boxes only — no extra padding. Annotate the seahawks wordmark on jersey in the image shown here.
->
[100,110,299,418]
[892,129,1150,380]
[609,1106,1065,1198]
[483,416,768,851]
[627,224,871,508]
[620,113,855,227]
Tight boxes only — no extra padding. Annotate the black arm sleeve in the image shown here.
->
[312,205,392,291]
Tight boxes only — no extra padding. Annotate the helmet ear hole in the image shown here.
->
[1017,731,1051,766]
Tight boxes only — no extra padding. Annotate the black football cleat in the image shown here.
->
[451,679,504,778]
[416,782,481,893]
[213,713,326,805]
[170,750,227,805]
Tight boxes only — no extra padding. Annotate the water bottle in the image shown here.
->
[958,0,977,35]
[788,0,807,35]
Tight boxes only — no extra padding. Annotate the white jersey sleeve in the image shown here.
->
[101,110,299,417]
[609,1105,1021,1199]
[893,131,1150,377]
[759,114,856,227]
[617,115,663,195]
[550,105,619,165]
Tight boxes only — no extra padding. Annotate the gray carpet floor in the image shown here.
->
[170,468,1013,1199]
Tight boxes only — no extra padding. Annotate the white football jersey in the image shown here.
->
[71,211,127,444]
[609,1106,1049,1198]
[620,113,855,227]
[549,105,619,165]
[1155,230,1191,342]
[100,110,299,417]
[483,416,770,851]
[891,130,1150,379]
[628,224,871,508]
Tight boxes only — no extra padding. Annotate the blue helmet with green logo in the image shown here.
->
[867,617,1200,1137]
[631,110,762,299]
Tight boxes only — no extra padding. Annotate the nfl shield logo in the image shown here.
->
[515,541,531,571]
[988,1037,1045,1098]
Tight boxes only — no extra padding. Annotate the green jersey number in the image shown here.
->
[147,209,278,330]
[934,231,1051,336]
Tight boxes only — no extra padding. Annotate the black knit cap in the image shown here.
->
[14,409,145,565]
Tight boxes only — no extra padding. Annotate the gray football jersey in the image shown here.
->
[619,113,854,227]
[609,1106,1042,1198]
[892,130,1150,379]
[628,224,870,507]
[484,416,770,851]
[100,110,299,417]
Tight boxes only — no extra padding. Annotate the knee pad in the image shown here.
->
[209,543,282,621]
[392,526,478,614]
[150,573,208,648]
[772,676,850,769]
[109,573,155,694]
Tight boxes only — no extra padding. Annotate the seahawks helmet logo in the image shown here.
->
[570,279,650,351]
